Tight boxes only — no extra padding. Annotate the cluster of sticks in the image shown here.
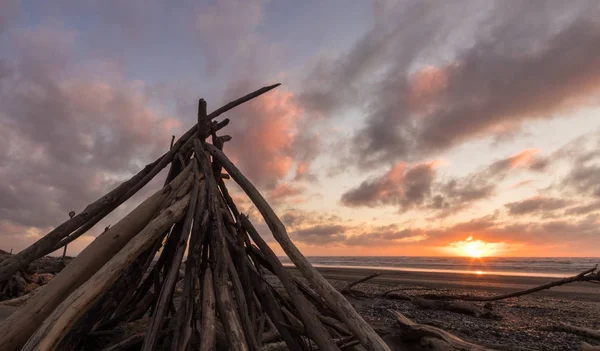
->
[0,84,391,351]
[341,267,600,350]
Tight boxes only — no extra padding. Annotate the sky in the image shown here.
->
[1,0,600,257]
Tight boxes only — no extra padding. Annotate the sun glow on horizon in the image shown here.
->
[444,236,509,258]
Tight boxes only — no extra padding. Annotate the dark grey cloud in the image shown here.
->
[341,149,545,214]
[345,227,425,246]
[300,0,600,167]
[505,197,571,216]
[291,224,348,245]
[341,162,436,208]
[565,201,600,216]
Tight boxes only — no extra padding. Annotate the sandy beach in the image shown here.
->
[288,266,600,302]
[279,266,600,350]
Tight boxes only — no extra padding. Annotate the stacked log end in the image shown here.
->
[0,84,390,351]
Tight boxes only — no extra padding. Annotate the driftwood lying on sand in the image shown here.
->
[388,309,496,351]
[340,271,498,319]
[417,266,600,302]
[581,343,600,351]
[543,322,600,341]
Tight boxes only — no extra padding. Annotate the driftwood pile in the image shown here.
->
[0,84,390,351]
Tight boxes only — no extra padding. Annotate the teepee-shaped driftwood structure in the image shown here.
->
[0,84,390,351]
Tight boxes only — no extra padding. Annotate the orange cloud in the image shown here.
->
[268,182,305,202]
[225,89,306,189]
[409,64,453,110]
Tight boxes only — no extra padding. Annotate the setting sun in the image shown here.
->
[461,239,487,257]
[444,236,509,258]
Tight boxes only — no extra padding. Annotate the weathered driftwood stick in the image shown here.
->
[261,330,280,344]
[199,267,217,351]
[206,143,390,351]
[389,309,495,351]
[424,266,599,302]
[196,140,249,351]
[341,272,381,295]
[0,83,279,283]
[99,333,144,351]
[172,185,207,351]
[215,200,260,350]
[544,322,600,340]
[247,267,304,351]
[57,244,163,350]
[0,166,193,351]
[248,245,328,312]
[241,215,339,351]
[261,337,357,351]
[0,287,41,307]
[21,193,192,351]
[410,297,498,319]
[101,239,164,330]
[142,166,200,351]
[581,342,600,351]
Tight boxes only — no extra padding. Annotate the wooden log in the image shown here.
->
[56,243,163,350]
[247,267,305,351]
[0,287,41,307]
[142,165,201,351]
[410,297,499,319]
[388,309,495,351]
[99,333,144,351]
[205,143,390,351]
[21,193,192,351]
[0,165,194,351]
[341,272,381,297]
[247,245,329,312]
[195,140,249,351]
[581,342,600,351]
[421,266,599,302]
[199,267,217,351]
[544,322,600,340]
[241,215,339,350]
[172,183,208,351]
[216,203,260,351]
[99,239,164,330]
[261,337,357,351]
[0,83,280,283]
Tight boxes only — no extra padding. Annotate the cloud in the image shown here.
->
[341,149,546,214]
[340,162,437,208]
[345,226,428,247]
[505,196,571,216]
[220,85,309,189]
[0,0,20,34]
[268,182,306,203]
[291,224,348,245]
[300,1,600,167]
[564,201,600,216]
[0,24,180,251]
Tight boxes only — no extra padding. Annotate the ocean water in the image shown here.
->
[278,256,600,278]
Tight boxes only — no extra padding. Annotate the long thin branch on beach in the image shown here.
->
[542,322,600,341]
[341,272,381,297]
[414,266,599,302]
